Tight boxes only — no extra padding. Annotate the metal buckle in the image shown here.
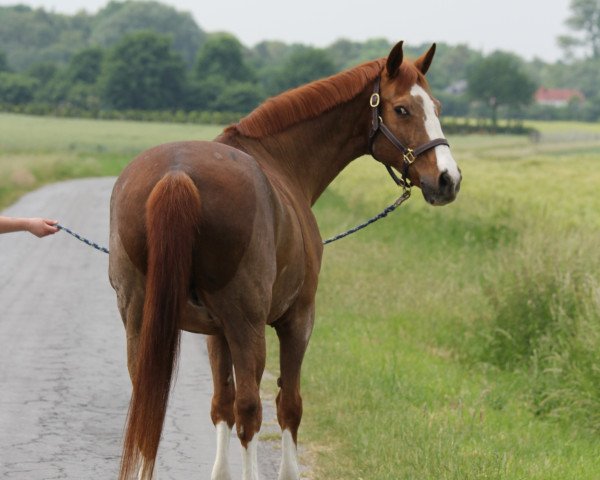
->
[370,93,380,108]
[403,148,416,165]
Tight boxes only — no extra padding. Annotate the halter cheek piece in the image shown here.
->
[367,77,450,189]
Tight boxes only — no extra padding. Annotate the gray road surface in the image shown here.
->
[0,178,282,479]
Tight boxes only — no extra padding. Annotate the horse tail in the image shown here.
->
[119,170,201,480]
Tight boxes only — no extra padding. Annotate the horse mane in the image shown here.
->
[230,58,390,139]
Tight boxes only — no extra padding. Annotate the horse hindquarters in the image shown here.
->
[119,171,201,480]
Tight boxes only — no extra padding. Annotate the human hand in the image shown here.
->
[27,218,59,238]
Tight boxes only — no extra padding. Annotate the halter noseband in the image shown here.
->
[368,77,450,189]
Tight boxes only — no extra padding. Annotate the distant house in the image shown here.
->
[535,87,585,107]
[444,80,468,95]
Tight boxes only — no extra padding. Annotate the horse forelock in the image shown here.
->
[231,58,387,139]
[390,60,428,93]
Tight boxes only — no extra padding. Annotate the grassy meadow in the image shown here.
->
[1,113,600,478]
[0,113,222,208]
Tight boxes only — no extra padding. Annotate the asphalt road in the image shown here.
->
[0,178,281,479]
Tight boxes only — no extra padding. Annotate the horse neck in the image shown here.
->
[225,89,372,205]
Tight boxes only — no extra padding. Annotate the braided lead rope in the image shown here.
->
[56,224,110,254]
[55,189,410,254]
[322,188,411,245]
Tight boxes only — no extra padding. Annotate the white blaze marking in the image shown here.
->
[410,84,461,184]
[278,429,300,480]
[242,434,259,480]
[211,421,232,480]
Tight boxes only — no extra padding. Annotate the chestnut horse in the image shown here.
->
[109,41,461,480]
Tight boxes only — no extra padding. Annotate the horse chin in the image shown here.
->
[421,189,457,206]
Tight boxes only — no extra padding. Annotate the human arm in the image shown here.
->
[0,216,59,237]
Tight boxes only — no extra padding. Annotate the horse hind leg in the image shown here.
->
[113,287,154,477]
[275,305,314,480]
[109,238,155,477]
[109,232,146,381]
[223,320,266,480]
[207,334,236,480]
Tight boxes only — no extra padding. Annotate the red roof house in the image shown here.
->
[535,87,585,107]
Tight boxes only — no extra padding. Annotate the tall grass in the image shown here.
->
[469,223,600,430]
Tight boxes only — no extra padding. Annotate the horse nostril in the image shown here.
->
[439,171,452,192]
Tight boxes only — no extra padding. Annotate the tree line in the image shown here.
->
[1,0,599,124]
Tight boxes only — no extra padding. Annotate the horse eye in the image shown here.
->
[394,106,410,116]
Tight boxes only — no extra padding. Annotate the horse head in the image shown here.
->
[369,41,462,206]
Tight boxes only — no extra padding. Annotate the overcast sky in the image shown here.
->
[0,0,573,62]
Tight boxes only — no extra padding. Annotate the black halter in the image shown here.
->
[367,77,450,189]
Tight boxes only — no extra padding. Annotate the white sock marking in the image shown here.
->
[211,421,232,480]
[278,429,300,480]
[242,434,260,480]
[410,84,461,184]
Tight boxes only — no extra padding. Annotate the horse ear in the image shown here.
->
[415,43,436,75]
[386,41,404,78]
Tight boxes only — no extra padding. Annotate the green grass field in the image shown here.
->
[1,113,599,478]
[0,114,222,208]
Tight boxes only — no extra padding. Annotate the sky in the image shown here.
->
[0,0,573,62]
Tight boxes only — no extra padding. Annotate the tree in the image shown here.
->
[0,5,91,71]
[66,47,104,84]
[100,31,186,110]
[91,1,205,66]
[0,51,9,72]
[558,0,600,59]
[327,38,391,70]
[191,33,261,112]
[249,40,292,71]
[211,82,264,113]
[269,46,336,95]
[426,43,483,91]
[33,48,104,106]
[0,72,38,104]
[467,51,537,127]
[195,33,255,83]
[27,62,58,82]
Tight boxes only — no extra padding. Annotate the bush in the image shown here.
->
[0,103,242,125]
[441,117,537,136]
[0,72,38,104]
[470,224,600,430]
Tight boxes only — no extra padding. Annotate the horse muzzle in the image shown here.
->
[421,169,462,206]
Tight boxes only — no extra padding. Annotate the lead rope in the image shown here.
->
[56,224,110,254]
[57,186,410,254]
[322,187,411,245]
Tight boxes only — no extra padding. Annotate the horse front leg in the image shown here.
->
[274,303,315,480]
[207,333,236,480]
